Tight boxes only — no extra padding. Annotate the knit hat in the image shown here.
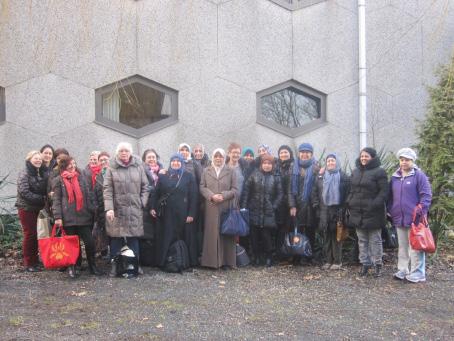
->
[298,143,313,153]
[242,147,254,157]
[396,147,417,161]
[326,153,337,161]
[361,147,377,158]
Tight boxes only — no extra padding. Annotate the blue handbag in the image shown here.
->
[220,208,250,237]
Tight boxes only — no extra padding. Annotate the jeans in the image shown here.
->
[110,237,139,259]
[18,209,39,267]
[355,228,383,266]
[396,226,425,277]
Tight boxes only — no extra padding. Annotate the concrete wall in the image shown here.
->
[0,0,453,193]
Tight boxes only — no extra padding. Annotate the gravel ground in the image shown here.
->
[0,255,453,341]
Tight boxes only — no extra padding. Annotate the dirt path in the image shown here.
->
[0,260,453,340]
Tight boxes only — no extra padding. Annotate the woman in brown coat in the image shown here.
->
[200,148,238,269]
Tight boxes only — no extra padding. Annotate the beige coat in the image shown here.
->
[200,166,238,268]
[103,156,150,238]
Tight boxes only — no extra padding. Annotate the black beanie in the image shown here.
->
[361,147,377,158]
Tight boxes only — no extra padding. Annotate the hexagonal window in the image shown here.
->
[257,80,326,137]
[95,75,178,137]
[0,86,5,124]
[269,0,327,11]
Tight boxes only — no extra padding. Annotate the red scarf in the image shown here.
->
[60,170,84,211]
[89,164,102,189]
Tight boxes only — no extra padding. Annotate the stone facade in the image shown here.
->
[0,0,453,186]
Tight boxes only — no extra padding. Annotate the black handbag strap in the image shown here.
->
[159,172,183,201]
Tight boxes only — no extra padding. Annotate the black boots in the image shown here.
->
[373,264,382,278]
[359,264,382,277]
[109,259,117,277]
[359,264,370,276]
[87,254,103,276]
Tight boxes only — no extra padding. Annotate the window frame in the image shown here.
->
[95,75,178,138]
[0,86,5,124]
[269,0,327,10]
[256,80,327,137]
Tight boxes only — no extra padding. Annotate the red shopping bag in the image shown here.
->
[38,224,80,269]
[409,207,436,253]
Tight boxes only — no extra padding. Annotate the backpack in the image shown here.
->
[164,240,190,273]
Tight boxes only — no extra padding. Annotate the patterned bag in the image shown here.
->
[38,224,80,269]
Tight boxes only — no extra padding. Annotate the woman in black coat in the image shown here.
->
[151,153,198,268]
[15,151,48,272]
[312,154,350,270]
[346,147,388,277]
[241,154,283,267]
[93,152,111,257]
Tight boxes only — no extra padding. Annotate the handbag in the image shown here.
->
[38,224,80,269]
[37,209,52,240]
[409,208,435,253]
[156,174,182,217]
[220,207,250,237]
[236,244,250,267]
[281,225,312,257]
[336,220,349,242]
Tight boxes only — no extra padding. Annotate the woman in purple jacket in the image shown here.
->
[388,148,432,283]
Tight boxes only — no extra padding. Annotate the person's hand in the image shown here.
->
[159,169,167,175]
[151,209,157,218]
[106,210,115,222]
[186,216,194,223]
[211,194,224,203]
[290,207,297,217]
[55,219,63,227]
[49,191,54,198]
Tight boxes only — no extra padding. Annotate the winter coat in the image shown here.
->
[193,154,211,169]
[274,159,293,225]
[103,156,150,238]
[200,166,238,269]
[184,159,203,186]
[312,170,350,231]
[241,170,283,228]
[387,167,432,228]
[94,172,106,230]
[152,171,198,266]
[52,169,95,227]
[15,161,48,212]
[346,157,388,230]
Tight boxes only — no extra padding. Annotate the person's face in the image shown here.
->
[41,148,53,163]
[30,154,43,168]
[89,154,99,166]
[170,159,182,170]
[360,151,372,166]
[193,147,203,160]
[118,149,131,163]
[326,157,337,171]
[56,153,68,164]
[179,146,190,160]
[213,153,224,167]
[279,149,290,161]
[145,152,157,167]
[228,148,241,163]
[243,153,254,162]
[399,157,414,172]
[66,160,76,172]
[258,147,267,156]
[261,160,273,173]
[299,150,312,161]
[99,155,110,169]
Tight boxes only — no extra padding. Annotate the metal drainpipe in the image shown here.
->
[358,0,367,150]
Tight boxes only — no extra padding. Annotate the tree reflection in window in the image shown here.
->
[261,87,320,128]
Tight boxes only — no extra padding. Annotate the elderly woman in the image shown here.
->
[151,153,198,268]
[200,148,238,269]
[388,148,432,283]
[192,143,211,169]
[15,151,48,272]
[53,155,101,278]
[241,154,283,267]
[347,147,388,277]
[104,142,149,278]
[312,154,350,270]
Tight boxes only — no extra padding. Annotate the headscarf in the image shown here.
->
[291,143,316,202]
[258,144,272,155]
[322,153,341,206]
[212,148,226,177]
[168,153,185,178]
[178,143,192,161]
[242,147,254,158]
[60,169,84,211]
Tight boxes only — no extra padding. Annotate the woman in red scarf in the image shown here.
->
[52,155,102,278]
[82,151,102,192]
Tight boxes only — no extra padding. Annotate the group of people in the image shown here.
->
[15,141,432,282]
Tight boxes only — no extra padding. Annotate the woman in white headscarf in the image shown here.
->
[199,148,238,269]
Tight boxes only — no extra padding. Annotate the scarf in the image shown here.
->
[168,153,185,178]
[60,170,84,211]
[212,148,226,178]
[291,157,315,202]
[322,166,341,206]
[89,164,102,189]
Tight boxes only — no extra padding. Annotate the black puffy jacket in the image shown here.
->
[241,170,283,228]
[346,157,388,230]
[15,161,48,212]
[274,159,293,225]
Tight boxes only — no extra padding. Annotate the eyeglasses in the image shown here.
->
[99,158,109,163]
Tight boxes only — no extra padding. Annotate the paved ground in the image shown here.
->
[0,255,453,341]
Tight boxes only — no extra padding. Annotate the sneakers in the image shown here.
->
[405,272,426,283]
[393,270,407,280]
